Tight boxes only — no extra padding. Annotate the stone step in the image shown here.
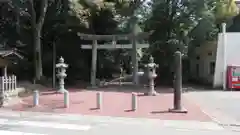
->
[4,87,25,97]
[1,87,26,107]
[2,96,21,106]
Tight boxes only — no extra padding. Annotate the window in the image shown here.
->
[208,52,212,56]
[196,64,199,77]
[209,62,215,75]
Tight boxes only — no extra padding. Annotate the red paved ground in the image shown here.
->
[4,87,211,121]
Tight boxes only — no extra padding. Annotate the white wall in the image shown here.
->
[214,33,240,88]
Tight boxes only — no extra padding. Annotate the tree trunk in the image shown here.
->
[52,42,56,88]
[33,27,43,81]
[29,0,48,81]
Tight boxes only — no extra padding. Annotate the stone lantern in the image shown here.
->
[56,57,68,93]
[145,55,159,96]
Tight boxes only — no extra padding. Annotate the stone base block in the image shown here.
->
[168,107,188,113]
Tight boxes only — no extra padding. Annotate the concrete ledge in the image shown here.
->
[7,87,26,97]
[1,87,26,107]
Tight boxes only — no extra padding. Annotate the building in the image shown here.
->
[189,0,240,85]
[0,49,23,76]
[189,41,217,84]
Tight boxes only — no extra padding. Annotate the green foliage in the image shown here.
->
[0,2,20,46]
[144,0,223,83]
[0,0,237,84]
[215,0,239,23]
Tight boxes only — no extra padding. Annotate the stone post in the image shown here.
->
[64,91,69,108]
[33,90,39,106]
[96,92,102,109]
[131,92,137,111]
[169,51,187,113]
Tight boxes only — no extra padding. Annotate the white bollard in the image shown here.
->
[33,90,39,106]
[96,92,102,109]
[131,92,137,111]
[64,91,69,108]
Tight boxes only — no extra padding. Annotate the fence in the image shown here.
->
[0,75,17,94]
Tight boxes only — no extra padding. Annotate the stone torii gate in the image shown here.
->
[78,32,151,88]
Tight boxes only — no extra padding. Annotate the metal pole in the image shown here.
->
[222,23,227,90]
[64,91,69,108]
[169,51,187,113]
[33,90,39,106]
[131,92,137,111]
[96,92,102,109]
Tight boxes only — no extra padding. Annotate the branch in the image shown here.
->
[28,0,36,25]
[37,0,48,27]
[5,0,21,13]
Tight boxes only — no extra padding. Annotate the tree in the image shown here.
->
[0,1,26,47]
[29,0,48,81]
[215,0,239,24]
[6,0,50,81]
[66,0,149,79]
[0,0,153,82]
[144,0,222,83]
[8,0,77,82]
[188,0,239,54]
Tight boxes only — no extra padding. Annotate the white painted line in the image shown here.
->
[0,118,8,124]
[162,120,224,130]
[0,116,91,131]
[19,112,226,130]
[17,121,91,130]
[0,111,20,118]
[2,119,91,131]
[32,114,160,125]
[0,130,47,135]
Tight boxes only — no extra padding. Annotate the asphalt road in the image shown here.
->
[0,109,236,135]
